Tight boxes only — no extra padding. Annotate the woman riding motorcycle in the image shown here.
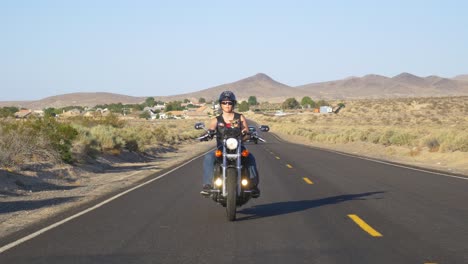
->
[201,91,260,198]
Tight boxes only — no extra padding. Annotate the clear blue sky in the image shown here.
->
[1,0,467,101]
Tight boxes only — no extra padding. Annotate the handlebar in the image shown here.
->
[197,129,216,141]
[196,128,266,143]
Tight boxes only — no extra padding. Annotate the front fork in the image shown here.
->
[221,145,242,197]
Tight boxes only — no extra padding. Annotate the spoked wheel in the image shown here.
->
[225,168,237,221]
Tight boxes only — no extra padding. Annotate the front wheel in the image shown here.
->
[226,168,237,221]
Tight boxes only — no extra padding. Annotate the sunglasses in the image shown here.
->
[221,101,234,105]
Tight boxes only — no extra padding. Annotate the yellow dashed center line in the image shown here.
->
[275,156,280,160]
[303,177,314,184]
[348,214,383,237]
[286,164,293,168]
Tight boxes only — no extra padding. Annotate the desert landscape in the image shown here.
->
[248,96,468,175]
[1,73,467,241]
[3,2,468,261]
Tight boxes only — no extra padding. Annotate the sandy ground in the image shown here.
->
[0,140,215,241]
[1,132,466,242]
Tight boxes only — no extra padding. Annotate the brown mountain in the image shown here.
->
[296,73,468,99]
[1,72,468,109]
[392,72,427,86]
[153,73,298,103]
[454,74,468,82]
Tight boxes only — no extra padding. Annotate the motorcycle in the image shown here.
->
[195,122,265,221]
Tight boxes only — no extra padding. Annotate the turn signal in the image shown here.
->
[215,150,222,157]
[241,149,249,157]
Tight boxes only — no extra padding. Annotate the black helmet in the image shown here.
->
[218,91,237,105]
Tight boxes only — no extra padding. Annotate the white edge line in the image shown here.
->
[271,132,467,181]
[328,150,468,181]
[0,150,211,254]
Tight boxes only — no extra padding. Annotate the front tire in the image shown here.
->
[226,168,237,221]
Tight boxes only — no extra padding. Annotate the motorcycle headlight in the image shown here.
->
[241,179,249,186]
[214,178,223,187]
[226,138,238,150]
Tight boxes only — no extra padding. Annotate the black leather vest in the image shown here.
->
[215,113,242,148]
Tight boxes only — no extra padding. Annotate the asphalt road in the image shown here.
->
[0,130,467,263]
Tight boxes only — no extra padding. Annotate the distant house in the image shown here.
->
[319,106,333,113]
[14,109,32,119]
[154,104,166,111]
[143,107,158,118]
[142,107,161,119]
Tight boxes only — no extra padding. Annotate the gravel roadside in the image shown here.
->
[0,140,215,241]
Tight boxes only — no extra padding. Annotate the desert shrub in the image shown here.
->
[125,139,139,152]
[139,111,151,120]
[26,118,78,163]
[388,131,417,146]
[0,122,56,167]
[307,132,319,141]
[96,114,126,128]
[117,124,161,151]
[50,121,78,163]
[378,130,395,145]
[358,128,373,142]
[0,107,19,118]
[438,130,468,152]
[366,129,383,144]
[0,118,78,166]
[153,125,169,143]
[90,125,125,152]
[71,124,100,160]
